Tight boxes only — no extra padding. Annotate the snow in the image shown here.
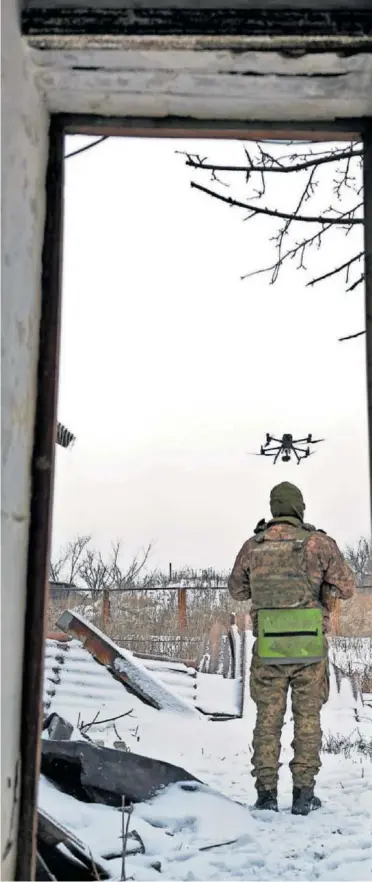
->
[196,673,241,716]
[38,732,372,881]
[39,630,372,881]
[112,655,200,717]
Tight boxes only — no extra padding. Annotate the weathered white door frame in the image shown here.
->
[16,115,372,881]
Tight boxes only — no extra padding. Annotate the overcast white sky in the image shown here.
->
[52,136,369,572]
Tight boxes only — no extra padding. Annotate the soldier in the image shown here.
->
[228,481,356,816]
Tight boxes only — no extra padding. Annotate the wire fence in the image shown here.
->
[47,580,372,662]
[46,583,252,660]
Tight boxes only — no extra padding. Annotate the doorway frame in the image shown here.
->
[16,113,372,881]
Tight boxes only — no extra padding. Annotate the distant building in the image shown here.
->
[48,581,83,604]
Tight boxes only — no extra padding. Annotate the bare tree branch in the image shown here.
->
[181,140,365,343]
[347,273,365,292]
[65,136,108,160]
[241,222,335,283]
[182,146,363,176]
[306,252,364,288]
[79,709,134,733]
[190,181,363,226]
[338,330,366,342]
[50,535,91,584]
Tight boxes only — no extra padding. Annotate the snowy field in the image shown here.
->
[40,634,372,881]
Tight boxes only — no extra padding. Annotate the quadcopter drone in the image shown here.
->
[252,433,324,465]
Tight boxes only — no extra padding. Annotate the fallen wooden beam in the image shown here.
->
[56,610,199,716]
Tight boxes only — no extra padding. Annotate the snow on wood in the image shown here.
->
[57,610,200,717]
[112,655,198,717]
[228,622,241,681]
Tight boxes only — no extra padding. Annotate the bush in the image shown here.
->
[322,732,372,760]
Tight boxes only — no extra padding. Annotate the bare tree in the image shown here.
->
[50,535,91,584]
[109,541,154,590]
[56,539,156,599]
[344,537,372,586]
[180,141,365,342]
[77,547,111,598]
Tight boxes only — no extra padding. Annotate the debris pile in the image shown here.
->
[44,611,245,730]
[39,611,372,880]
[38,611,251,879]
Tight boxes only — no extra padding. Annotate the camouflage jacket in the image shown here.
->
[228,516,356,633]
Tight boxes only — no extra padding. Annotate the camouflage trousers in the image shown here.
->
[250,646,329,790]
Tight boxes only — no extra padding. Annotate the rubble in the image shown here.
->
[41,739,200,806]
[43,713,74,742]
[37,808,110,880]
[38,614,252,877]
[45,618,244,724]
[38,613,372,881]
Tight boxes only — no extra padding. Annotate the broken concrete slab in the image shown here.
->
[43,713,74,741]
[41,739,201,806]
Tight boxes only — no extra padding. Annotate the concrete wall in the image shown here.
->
[34,47,372,119]
[1,3,49,877]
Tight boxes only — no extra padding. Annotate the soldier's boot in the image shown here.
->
[255,789,278,812]
[291,786,321,816]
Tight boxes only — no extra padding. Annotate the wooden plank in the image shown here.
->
[222,635,232,679]
[46,631,71,642]
[238,615,250,718]
[132,649,197,668]
[22,4,372,44]
[228,617,241,681]
[22,0,372,11]
[15,120,64,882]
[208,621,223,674]
[38,808,110,879]
[196,632,209,673]
[59,116,362,144]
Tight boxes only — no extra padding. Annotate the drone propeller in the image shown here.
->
[296,450,317,463]
[310,438,325,444]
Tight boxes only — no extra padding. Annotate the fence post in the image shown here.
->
[209,620,222,674]
[178,587,187,632]
[332,598,341,636]
[102,589,111,629]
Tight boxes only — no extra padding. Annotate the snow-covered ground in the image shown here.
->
[39,632,372,881]
[40,710,372,881]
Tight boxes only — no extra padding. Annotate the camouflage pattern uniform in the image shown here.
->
[228,482,356,793]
